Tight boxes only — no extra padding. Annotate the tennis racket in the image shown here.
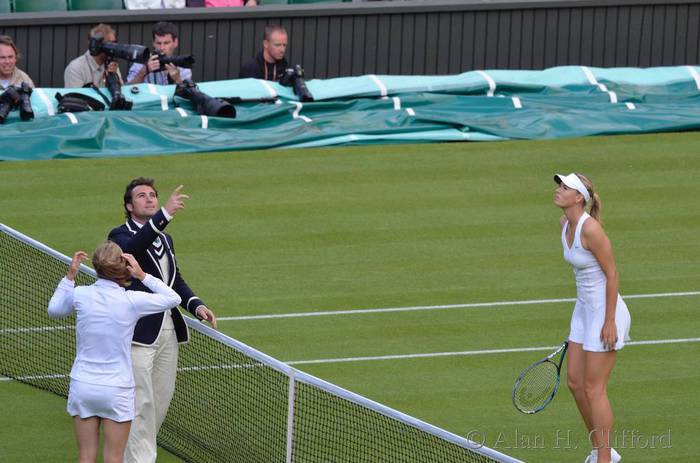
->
[512,341,568,414]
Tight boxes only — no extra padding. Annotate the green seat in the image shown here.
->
[0,0,11,13]
[262,0,287,4]
[14,0,67,11]
[69,0,123,9]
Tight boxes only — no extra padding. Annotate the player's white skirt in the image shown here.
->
[568,291,631,352]
[67,378,135,422]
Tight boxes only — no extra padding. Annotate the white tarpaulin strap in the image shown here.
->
[369,74,388,97]
[147,84,168,110]
[292,102,312,123]
[580,66,623,106]
[200,115,208,129]
[260,80,277,99]
[476,71,496,97]
[63,112,78,124]
[34,88,55,116]
[685,66,700,90]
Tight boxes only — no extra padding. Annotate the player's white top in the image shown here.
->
[48,274,180,388]
[561,212,606,291]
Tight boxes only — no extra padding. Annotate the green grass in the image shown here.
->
[1,133,699,462]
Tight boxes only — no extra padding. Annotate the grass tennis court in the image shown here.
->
[1,133,699,462]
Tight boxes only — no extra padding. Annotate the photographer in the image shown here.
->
[64,24,123,88]
[238,25,287,81]
[127,22,191,85]
[0,35,34,90]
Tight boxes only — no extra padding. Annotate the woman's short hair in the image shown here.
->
[92,241,131,287]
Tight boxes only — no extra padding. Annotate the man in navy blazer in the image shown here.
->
[108,177,217,463]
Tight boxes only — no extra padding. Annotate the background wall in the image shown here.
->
[1,0,698,87]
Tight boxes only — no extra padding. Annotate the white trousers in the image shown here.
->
[124,328,178,463]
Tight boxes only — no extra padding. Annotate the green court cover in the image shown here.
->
[1,65,699,160]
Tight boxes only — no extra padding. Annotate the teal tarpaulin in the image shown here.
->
[1,65,700,160]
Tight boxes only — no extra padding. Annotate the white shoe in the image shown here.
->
[585,448,621,463]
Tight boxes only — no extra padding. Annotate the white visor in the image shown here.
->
[554,173,591,202]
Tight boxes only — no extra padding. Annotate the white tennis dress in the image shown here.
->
[48,274,180,421]
[562,212,631,352]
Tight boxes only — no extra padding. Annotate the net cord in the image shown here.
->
[1,222,523,463]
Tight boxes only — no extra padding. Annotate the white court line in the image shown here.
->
[2,337,698,381]
[217,290,700,321]
[3,290,698,335]
[285,337,700,365]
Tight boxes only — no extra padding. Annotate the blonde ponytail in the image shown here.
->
[574,173,602,223]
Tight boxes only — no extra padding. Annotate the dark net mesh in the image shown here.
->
[1,226,516,463]
[291,381,499,462]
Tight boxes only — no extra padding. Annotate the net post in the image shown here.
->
[285,368,296,463]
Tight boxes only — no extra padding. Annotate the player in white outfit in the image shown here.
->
[554,173,631,463]
[48,242,181,463]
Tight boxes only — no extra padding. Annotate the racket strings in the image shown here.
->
[513,361,559,413]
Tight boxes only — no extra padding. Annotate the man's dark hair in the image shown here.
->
[152,22,179,40]
[263,25,287,41]
[123,177,158,219]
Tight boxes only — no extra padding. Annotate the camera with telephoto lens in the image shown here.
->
[0,83,34,123]
[175,79,235,118]
[89,36,150,63]
[278,65,314,102]
[152,50,195,70]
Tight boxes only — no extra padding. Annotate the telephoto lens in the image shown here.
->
[0,86,21,124]
[175,80,236,118]
[89,37,150,63]
[18,83,34,121]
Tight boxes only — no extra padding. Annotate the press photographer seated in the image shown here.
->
[0,35,34,90]
[64,24,123,88]
[239,25,288,81]
[128,22,192,85]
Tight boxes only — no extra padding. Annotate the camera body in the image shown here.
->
[0,82,34,123]
[278,65,314,102]
[152,50,195,71]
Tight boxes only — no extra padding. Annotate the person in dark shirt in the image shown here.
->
[239,25,288,81]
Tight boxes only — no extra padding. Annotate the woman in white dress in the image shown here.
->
[553,173,631,463]
[48,241,181,463]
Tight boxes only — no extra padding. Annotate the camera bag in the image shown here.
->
[55,92,106,113]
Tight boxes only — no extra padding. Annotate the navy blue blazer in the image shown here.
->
[108,209,204,345]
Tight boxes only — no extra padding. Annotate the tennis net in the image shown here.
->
[0,223,521,463]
